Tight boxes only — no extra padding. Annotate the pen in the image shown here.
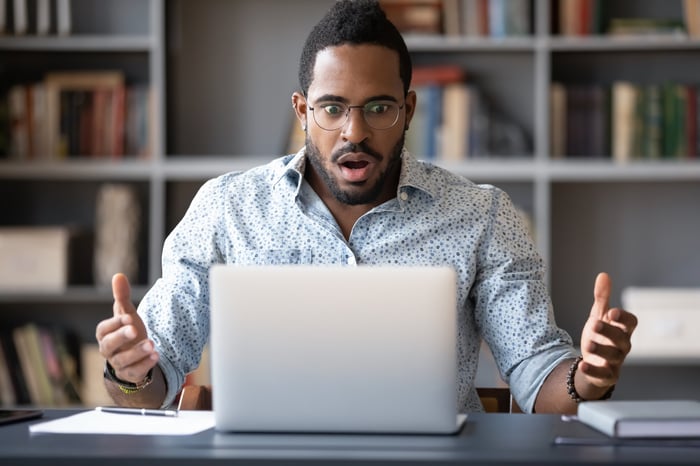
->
[97,406,178,417]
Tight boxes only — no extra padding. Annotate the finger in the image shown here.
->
[95,315,125,342]
[608,308,638,334]
[110,338,158,372]
[112,273,136,316]
[112,351,159,384]
[584,337,627,366]
[590,272,611,320]
[578,359,616,386]
[98,320,141,359]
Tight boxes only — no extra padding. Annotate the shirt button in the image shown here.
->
[400,192,408,201]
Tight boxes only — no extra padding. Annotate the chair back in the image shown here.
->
[177,385,521,413]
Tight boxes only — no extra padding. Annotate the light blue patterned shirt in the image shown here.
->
[138,148,577,411]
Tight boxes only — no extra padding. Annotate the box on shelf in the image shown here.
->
[621,287,700,362]
[0,226,92,292]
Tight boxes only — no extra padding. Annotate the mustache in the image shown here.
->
[330,142,382,163]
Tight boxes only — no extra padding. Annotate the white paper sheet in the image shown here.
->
[29,409,215,435]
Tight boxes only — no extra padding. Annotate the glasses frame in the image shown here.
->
[307,100,405,131]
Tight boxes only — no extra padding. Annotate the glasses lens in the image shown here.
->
[312,101,401,130]
[363,101,400,129]
[314,103,347,131]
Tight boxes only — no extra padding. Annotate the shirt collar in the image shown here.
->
[273,146,439,200]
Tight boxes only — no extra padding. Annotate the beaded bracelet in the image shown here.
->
[566,356,615,403]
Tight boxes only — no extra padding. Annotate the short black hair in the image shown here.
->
[299,0,412,97]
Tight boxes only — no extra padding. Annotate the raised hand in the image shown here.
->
[578,272,638,392]
[95,273,159,383]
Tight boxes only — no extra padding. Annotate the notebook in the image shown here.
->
[577,400,700,438]
[209,264,466,434]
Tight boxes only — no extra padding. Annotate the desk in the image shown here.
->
[1,410,698,465]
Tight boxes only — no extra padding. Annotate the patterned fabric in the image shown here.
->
[138,148,577,411]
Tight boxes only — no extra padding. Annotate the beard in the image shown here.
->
[304,134,405,206]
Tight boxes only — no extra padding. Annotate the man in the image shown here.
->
[96,0,637,413]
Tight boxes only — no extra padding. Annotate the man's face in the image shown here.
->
[295,44,415,207]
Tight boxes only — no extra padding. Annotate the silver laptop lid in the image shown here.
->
[210,265,459,434]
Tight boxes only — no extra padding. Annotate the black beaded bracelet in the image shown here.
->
[566,356,615,403]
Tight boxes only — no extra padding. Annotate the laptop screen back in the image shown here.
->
[209,265,459,434]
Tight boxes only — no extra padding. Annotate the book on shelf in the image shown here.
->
[488,0,530,37]
[442,0,460,36]
[561,84,609,158]
[556,0,607,36]
[12,0,27,35]
[1,324,81,407]
[36,0,50,35]
[686,0,700,38]
[482,0,531,37]
[551,80,700,161]
[461,0,489,36]
[379,0,442,35]
[44,70,125,159]
[608,18,686,36]
[549,82,567,158]
[379,0,531,38]
[80,343,112,407]
[0,331,31,405]
[409,64,529,160]
[4,71,153,161]
[56,0,71,36]
[0,0,7,34]
[0,340,16,406]
[1,0,70,36]
[578,400,700,439]
[285,112,306,155]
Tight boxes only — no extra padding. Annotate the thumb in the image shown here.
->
[112,273,136,316]
[590,272,611,320]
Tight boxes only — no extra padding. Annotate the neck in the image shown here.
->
[305,167,399,241]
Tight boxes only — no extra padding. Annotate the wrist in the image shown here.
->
[104,361,154,395]
[566,357,615,403]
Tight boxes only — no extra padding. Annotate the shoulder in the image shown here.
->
[407,157,509,210]
[197,155,294,199]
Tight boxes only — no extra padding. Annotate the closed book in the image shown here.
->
[578,400,700,438]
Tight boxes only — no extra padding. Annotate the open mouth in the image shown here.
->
[342,160,370,170]
[338,158,374,183]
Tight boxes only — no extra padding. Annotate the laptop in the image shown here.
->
[209,264,466,434]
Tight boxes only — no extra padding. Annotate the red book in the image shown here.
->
[412,65,466,86]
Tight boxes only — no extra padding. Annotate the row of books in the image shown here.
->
[380,0,700,38]
[556,0,700,37]
[379,0,531,38]
[407,65,530,160]
[0,0,72,36]
[550,82,699,161]
[1,71,153,160]
[0,324,82,407]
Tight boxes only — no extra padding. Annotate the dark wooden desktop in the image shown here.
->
[1,408,698,466]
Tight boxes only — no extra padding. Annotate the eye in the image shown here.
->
[320,103,345,116]
[365,102,390,114]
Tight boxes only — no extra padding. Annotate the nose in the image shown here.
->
[340,107,370,143]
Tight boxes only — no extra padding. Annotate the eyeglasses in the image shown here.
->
[308,100,404,131]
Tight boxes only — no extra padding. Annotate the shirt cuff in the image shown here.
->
[157,354,185,409]
[508,346,579,413]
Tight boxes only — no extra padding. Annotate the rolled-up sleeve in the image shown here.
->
[472,189,577,413]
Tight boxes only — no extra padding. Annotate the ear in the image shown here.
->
[291,92,308,131]
[403,89,417,131]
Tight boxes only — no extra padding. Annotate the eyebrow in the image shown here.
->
[312,94,399,105]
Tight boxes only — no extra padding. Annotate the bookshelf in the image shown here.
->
[1,0,699,406]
